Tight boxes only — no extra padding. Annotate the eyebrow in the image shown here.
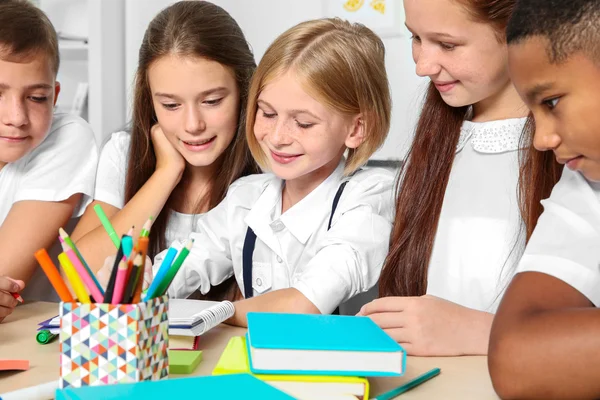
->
[404,24,463,40]
[154,86,228,99]
[257,99,321,120]
[525,82,555,103]
[0,83,53,90]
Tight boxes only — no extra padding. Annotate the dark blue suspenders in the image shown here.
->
[242,181,350,300]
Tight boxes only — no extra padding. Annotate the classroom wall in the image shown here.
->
[124,0,428,160]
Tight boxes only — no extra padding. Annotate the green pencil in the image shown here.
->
[157,239,194,296]
[93,204,120,248]
[140,216,153,238]
[372,368,441,400]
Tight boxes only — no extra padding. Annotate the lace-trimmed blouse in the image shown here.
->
[426,117,527,312]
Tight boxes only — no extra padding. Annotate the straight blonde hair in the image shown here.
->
[246,18,391,175]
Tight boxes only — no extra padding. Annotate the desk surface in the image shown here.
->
[0,302,499,399]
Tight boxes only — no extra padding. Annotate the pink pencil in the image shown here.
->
[63,246,104,303]
[111,257,128,305]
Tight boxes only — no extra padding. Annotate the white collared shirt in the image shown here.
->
[517,168,600,306]
[155,162,395,314]
[426,117,527,312]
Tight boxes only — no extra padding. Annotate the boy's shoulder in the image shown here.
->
[346,166,396,188]
[228,172,275,195]
[44,113,97,149]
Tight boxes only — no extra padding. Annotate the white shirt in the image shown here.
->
[0,113,99,301]
[426,118,526,312]
[95,131,197,245]
[517,168,600,306]
[157,162,395,314]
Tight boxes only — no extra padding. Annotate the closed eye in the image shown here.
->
[204,98,223,106]
[162,103,180,110]
[30,96,49,103]
[296,121,315,129]
[261,110,276,119]
[440,42,456,51]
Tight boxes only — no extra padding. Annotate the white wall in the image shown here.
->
[125,0,427,160]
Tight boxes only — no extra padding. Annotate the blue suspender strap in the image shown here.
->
[242,227,258,299]
[241,180,349,300]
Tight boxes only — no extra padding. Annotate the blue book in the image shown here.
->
[55,374,295,399]
[246,312,406,377]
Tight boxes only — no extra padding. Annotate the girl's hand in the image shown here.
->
[151,124,185,183]
[358,295,493,356]
[0,276,25,323]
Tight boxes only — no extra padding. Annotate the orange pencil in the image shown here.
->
[34,249,74,302]
[132,237,149,304]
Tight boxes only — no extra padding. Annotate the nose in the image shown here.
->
[0,96,29,128]
[414,45,442,78]
[270,120,294,147]
[533,118,561,152]
[184,105,206,134]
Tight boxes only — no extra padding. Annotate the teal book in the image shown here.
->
[246,312,405,377]
[55,374,295,399]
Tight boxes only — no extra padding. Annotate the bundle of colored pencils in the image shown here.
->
[33,204,190,305]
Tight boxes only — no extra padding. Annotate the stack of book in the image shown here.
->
[213,313,406,400]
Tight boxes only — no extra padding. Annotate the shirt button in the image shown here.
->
[256,278,262,287]
[276,256,283,263]
[271,220,285,232]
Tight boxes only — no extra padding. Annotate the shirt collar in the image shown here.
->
[456,117,527,154]
[279,161,346,244]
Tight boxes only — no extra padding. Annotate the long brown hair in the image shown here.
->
[518,118,563,241]
[379,0,517,297]
[125,1,260,300]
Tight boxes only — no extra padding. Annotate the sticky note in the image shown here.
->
[168,350,203,375]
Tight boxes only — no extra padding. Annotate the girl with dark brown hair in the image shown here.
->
[72,1,260,301]
[358,0,532,356]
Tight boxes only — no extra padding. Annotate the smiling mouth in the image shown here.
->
[182,137,215,146]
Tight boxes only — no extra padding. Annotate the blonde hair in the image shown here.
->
[246,18,391,175]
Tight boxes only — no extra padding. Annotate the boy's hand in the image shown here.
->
[98,255,153,291]
[151,124,185,183]
[0,276,25,323]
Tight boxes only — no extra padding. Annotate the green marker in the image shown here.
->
[36,330,58,345]
[157,239,194,296]
[372,368,441,400]
[93,204,120,248]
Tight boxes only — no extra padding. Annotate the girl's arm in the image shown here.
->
[73,126,184,272]
[489,272,600,400]
[228,288,320,327]
[0,194,80,281]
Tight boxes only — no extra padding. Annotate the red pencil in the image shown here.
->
[11,292,23,303]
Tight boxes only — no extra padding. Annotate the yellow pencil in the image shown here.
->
[58,252,91,304]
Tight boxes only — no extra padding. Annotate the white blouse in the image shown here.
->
[517,168,600,306]
[426,117,527,312]
[155,162,396,314]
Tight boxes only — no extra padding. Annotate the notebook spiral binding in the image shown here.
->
[196,301,235,335]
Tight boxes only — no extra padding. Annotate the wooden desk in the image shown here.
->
[0,302,499,399]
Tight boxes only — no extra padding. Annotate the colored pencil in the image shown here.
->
[157,239,193,297]
[372,368,441,400]
[34,249,74,302]
[59,228,104,295]
[144,246,178,301]
[140,217,153,238]
[93,203,120,248]
[122,235,134,260]
[123,253,144,304]
[103,239,124,303]
[11,292,23,303]
[58,253,91,304]
[126,226,135,236]
[62,242,104,303]
[111,257,129,305]
[132,237,149,304]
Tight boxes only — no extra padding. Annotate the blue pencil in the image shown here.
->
[372,368,441,400]
[143,247,178,301]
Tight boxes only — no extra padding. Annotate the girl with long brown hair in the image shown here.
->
[358,0,532,356]
[154,18,395,327]
[71,1,259,300]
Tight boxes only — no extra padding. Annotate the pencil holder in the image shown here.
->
[59,295,169,388]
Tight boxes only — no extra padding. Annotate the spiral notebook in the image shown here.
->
[169,299,235,336]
